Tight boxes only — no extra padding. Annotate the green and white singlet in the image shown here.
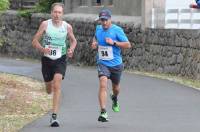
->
[43,19,68,60]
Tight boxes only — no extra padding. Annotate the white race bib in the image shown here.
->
[44,45,62,60]
[98,46,113,60]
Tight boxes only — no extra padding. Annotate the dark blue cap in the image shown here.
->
[99,9,111,20]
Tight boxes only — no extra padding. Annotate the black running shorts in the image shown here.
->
[41,55,67,82]
[97,63,123,85]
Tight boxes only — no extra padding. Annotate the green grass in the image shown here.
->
[74,64,200,89]
[127,70,200,89]
[0,73,51,132]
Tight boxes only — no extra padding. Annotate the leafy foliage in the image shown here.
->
[17,0,63,18]
[0,0,10,11]
[17,9,34,18]
[35,0,63,13]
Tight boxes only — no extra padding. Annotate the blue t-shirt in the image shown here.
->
[95,24,128,67]
[196,0,200,7]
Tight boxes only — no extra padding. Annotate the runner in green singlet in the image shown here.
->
[32,3,77,127]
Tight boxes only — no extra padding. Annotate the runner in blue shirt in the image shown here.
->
[197,0,200,7]
[190,0,200,8]
[91,9,131,122]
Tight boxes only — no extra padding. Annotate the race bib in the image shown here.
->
[44,45,62,60]
[98,46,113,60]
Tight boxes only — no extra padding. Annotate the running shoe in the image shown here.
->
[110,94,120,112]
[98,111,109,122]
[50,114,60,127]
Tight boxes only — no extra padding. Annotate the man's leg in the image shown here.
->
[110,65,123,112]
[49,73,62,127]
[45,81,53,94]
[112,83,120,97]
[99,76,108,110]
[41,57,53,94]
[52,73,62,114]
[98,76,109,122]
[97,64,110,122]
[110,83,120,112]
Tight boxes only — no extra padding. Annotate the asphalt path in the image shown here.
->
[0,57,200,132]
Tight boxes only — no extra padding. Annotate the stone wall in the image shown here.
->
[128,29,200,79]
[0,11,200,79]
[0,11,47,59]
[9,0,38,9]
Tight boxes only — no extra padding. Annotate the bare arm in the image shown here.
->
[67,24,77,58]
[32,21,49,54]
[91,36,98,49]
[105,38,131,49]
[113,41,131,49]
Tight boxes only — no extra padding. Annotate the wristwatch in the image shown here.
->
[113,41,117,46]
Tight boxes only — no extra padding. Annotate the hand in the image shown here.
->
[42,47,51,54]
[105,38,114,45]
[67,48,74,58]
[91,41,97,49]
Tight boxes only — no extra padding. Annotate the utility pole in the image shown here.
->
[142,0,166,30]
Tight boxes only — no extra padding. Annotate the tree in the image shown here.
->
[0,0,10,11]
[35,0,63,13]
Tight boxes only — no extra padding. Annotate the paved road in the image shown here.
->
[0,57,200,132]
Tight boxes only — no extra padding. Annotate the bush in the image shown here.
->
[17,9,33,19]
[0,0,10,11]
[17,0,63,18]
[35,0,63,13]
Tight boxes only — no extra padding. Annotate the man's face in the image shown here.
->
[51,5,63,22]
[100,18,112,29]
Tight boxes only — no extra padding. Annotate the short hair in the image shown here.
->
[51,3,64,12]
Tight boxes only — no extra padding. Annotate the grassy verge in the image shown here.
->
[0,73,51,132]
[75,64,200,89]
[127,70,200,89]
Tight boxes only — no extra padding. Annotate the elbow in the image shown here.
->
[73,39,77,47]
[127,42,131,49]
[32,39,37,48]
[70,38,77,47]
[74,39,77,46]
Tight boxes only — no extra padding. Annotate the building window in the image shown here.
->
[108,0,113,6]
[80,0,87,6]
[96,0,101,6]
[92,0,101,6]
[92,0,113,6]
